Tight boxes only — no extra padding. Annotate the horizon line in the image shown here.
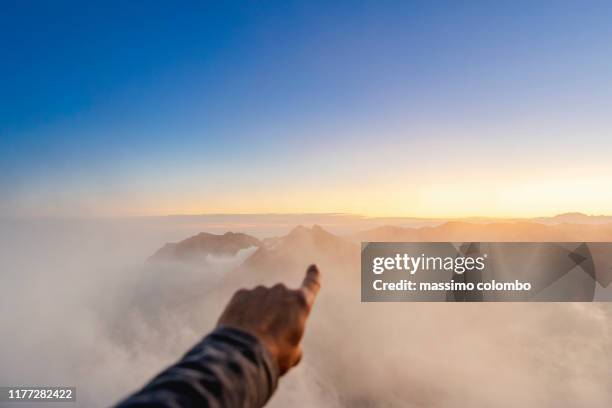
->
[2,211,611,221]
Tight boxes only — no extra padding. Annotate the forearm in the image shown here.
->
[115,327,279,408]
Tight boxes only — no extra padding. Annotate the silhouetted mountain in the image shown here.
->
[148,220,612,279]
[243,225,358,275]
[150,232,261,262]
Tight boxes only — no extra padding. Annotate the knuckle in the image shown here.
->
[234,288,248,297]
[272,283,287,291]
[229,290,248,305]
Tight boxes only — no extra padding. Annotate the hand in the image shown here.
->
[217,264,321,375]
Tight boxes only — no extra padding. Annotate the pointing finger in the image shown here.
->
[300,264,321,307]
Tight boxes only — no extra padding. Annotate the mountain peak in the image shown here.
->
[150,231,261,262]
[243,224,357,271]
[311,224,326,233]
[554,212,588,218]
[285,224,336,241]
[287,225,309,235]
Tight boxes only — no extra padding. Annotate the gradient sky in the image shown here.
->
[2,1,612,217]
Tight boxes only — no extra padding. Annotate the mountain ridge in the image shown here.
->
[148,220,612,268]
[150,231,261,262]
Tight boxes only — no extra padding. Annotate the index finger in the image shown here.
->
[300,264,321,307]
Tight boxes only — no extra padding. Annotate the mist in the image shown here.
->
[0,218,611,407]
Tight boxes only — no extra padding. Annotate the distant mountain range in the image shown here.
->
[530,212,612,225]
[149,219,612,271]
[351,220,612,242]
[117,212,612,240]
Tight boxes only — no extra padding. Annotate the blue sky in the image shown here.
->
[2,1,612,217]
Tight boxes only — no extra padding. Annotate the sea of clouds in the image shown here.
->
[0,218,610,407]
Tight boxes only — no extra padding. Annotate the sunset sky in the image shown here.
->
[2,1,612,218]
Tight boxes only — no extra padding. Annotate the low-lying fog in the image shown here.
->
[0,218,610,407]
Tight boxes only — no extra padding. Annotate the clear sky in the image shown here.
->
[2,1,612,218]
